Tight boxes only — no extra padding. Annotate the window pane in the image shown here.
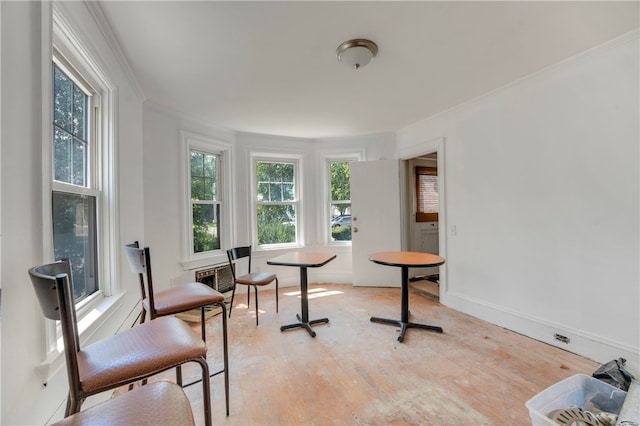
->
[52,191,98,302]
[54,128,71,183]
[330,161,350,201]
[256,182,269,201]
[72,137,87,186]
[53,65,73,132]
[191,150,217,201]
[192,203,220,253]
[418,174,439,213]
[256,161,295,202]
[204,154,216,178]
[257,204,296,245]
[269,183,282,201]
[53,64,88,187]
[330,204,351,242]
[282,183,294,201]
[73,85,86,138]
[330,161,351,242]
[191,151,204,176]
[191,176,204,200]
[416,167,438,222]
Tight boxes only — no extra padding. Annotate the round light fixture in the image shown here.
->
[336,39,378,70]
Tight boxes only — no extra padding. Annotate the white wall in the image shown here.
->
[1,2,146,424]
[2,3,636,423]
[142,103,397,292]
[397,31,640,371]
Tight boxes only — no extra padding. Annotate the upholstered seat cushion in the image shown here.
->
[236,272,277,286]
[142,282,225,316]
[77,316,206,392]
[52,381,195,426]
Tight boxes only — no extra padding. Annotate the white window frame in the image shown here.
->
[250,153,303,250]
[327,159,355,245]
[320,151,363,245]
[180,131,232,269]
[39,5,120,380]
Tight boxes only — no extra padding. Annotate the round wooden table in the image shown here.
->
[369,251,445,342]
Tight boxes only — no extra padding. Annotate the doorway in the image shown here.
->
[400,134,446,301]
[406,153,440,299]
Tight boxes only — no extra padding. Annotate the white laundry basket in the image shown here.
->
[525,374,627,425]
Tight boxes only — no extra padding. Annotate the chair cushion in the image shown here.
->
[236,272,277,286]
[52,381,195,426]
[143,282,225,316]
[77,316,206,392]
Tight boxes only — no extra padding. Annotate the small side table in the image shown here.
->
[369,251,445,342]
[267,252,336,337]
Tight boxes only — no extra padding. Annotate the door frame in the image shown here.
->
[398,137,447,300]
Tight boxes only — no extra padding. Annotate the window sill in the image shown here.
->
[181,253,229,271]
[36,291,125,385]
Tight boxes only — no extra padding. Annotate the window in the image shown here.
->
[329,161,351,242]
[254,159,299,246]
[52,61,99,302]
[40,6,119,377]
[181,131,231,264]
[190,150,221,253]
[416,166,439,222]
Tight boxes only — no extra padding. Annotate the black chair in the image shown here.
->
[123,242,229,415]
[226,246,278,325]
[28,260,213,425]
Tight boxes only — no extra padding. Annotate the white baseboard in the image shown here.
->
[442,291,640,376]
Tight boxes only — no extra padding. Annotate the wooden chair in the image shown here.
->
[226,246,278,325]
[52,381,195,426]
[123,242,229,415]
[28,260,213,426]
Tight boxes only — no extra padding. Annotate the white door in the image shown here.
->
[351,160,402,287]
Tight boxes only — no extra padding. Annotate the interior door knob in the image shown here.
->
[353,227,358,232]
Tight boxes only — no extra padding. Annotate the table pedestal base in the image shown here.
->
[280,314,329,337]
[370,316,443,342]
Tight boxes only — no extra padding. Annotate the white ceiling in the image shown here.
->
[96,1,639,139]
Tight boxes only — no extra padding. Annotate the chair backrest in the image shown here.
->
[123,242,157,316]
[28,260,82,396]
[226,246,252,280]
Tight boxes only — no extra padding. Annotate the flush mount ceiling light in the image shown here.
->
[336,39,378,70]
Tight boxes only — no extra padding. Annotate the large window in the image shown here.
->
[190,150,221,253]
[254,159,299,246]
[416,166,439,222]
[329,161,351,242]
[181,132,230,264]
[52,61,99,302]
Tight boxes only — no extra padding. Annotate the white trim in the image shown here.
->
[398,30,640,139]
[83,1,145,102]
[397,136,448,297]
[250,152,304,250]
[39,3,121,370]
[41,0,57,357]
[446,291,640,374]
[180,131,233,269]
[320,152,363,246]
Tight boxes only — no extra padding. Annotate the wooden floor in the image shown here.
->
[135,284,598,425]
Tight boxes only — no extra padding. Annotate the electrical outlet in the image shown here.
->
[554,333,570,344]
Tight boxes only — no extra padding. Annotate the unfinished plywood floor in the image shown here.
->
[135,284,598,425]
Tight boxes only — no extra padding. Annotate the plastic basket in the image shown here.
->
[525,374,627,425]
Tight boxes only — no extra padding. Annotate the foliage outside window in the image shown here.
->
[330,161,351,242]
[255,161,297,245]
[52,62,99,302]
[416,166,439,222]
[190,150,221,253]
